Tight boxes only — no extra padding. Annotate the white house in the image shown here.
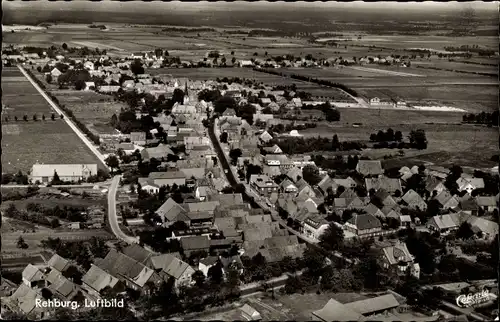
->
[456,177,485,194]
[30,164,98,184]
[138,178,160,194]
[302,216,329,242]
[84,61,94,70]
[198,256,219,277]
[84,82,96,91]
[50,68,62,77]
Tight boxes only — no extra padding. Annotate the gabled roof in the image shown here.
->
[22,264,44,283]
[381,241,413,265]
[427,214,459,230]
[365,177,402,193]
[339,189,357,199]
[6,284,44,316]
[122,244,153,265]
[286,167,303,182]
[356,160,383,176]
[82,264,120,294]
[180,236,211,251]
[46,269,78,299]
[318,175,333,194]
[434,190,453,206]
[312,298,363,322]
[402,189,427,208]
[48,254,70,273]
[149,171,186,180]
[184,201,220,213]
[364,203,384,217]
[156,198,189,222]
[347,213,382,231]
[344,294,400,316]
[476,196,497,207]
[150,254,193,280]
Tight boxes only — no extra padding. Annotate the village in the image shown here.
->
[1,3,499,320]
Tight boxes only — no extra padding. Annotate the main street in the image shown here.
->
[18,65,109,171]
[208,118,352,265]
[107,175,139,244]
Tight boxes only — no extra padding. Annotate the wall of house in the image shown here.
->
[154,178,186,186]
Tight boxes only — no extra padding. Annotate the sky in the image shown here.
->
[3,0,498,13]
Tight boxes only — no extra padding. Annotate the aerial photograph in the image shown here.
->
[1,1,498,321]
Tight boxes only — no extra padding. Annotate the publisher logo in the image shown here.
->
[456,289,491,308]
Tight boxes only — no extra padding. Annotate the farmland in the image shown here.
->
[1,67,105,174]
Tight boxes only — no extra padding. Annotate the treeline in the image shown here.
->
[40,237,109,270]
[443,45,496,57]
[462,111,499,126]
[254,68,359,97]
[162,27,215,32]
[26,203,89,222]
[248,29,297,37]
[269,136,366,155]
[88,24,106,30]
[267,123,317,134]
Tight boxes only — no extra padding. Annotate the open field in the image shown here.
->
[1,67,105,174]
[2,230,114,253]
[411,60,498,75]
[53,90,126,130]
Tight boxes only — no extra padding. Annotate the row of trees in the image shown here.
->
[40,237,109,270]
[254,67,359,97]
[269,136,366,155]
[462,111,499,126]
[3,113,60,122]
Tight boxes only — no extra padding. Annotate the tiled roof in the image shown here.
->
[82,264,120,294]
[365,177,402,193]
[97,249,157,287]
[180,236,211,251]
[348,213,382,231]
[150,254,193,280]
[356,160,383,176]
[48,254,70,273]
[312,298,363,322]
[344,294,400,316]
[156,198,189,222]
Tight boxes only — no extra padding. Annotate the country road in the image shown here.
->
[18,65,109,171]
[107,175,139,244]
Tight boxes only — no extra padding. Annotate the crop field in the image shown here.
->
[411,60,498,75]
[1,67,104,174]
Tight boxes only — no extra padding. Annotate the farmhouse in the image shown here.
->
[30,164,98,183]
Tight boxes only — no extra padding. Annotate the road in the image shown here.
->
[107,175,139,244]
[18,65,109,171]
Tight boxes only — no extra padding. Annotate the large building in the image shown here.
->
[30,164,98,183]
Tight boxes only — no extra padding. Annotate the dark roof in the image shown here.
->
[180,236,211,251]
[122,244,153,265]
[348,213,382,230]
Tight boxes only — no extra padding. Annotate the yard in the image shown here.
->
[1,67,105,174]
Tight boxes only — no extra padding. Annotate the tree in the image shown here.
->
[192,270,206,288]
[457,222,475,240]
[130,59,144,75]
[105,155,120,173]
[409,129,427,149]
[214,96,237,114]
[221,57,227,65]
[62,43,68,50]
[74,79,86,90]
[14,116,18,122]
[229,149,242,165]
[319,223,344,251]
[110,114,118,127]
[154,48,163,58]
[33,114,38,121]
[220,132,228,143]
[46,74,53,83]
[60,114,64,119]
[302,164,322,186]
[53,170,61,183]
[208,262,224,284]
[331,134,340,151]
[231,57,236,64]
[23,114,28,121]
[17,236,28,249]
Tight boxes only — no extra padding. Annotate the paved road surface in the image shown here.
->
[18,65,109,170]
[107,175,139,244]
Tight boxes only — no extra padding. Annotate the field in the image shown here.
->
[1,67,105,174]
[411,60,498,75]
[53,90,126,133]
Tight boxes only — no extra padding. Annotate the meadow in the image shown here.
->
[1,68,104,174]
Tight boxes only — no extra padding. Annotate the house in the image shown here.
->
[259,131,273,143]
[345,213,382,238]
[370,97,381,105]
[51,67,62,77]
[2,284,47,319]
[286,167,303,183]
[401,190,427,211]
[302,215,329,242]
[239,60,254,67]
[82,264,120,299]
[365,177,402,194]
[459,195,479,215]
[364,203,385,219]
[375,190,397,208]
[198,256,219,277]
[96,249,162,293]
[244,235,307,263]
[240,304,262,321]
[148,171,186,187]
[98,85,121,93]
[130,132,147,145]
[141,144,175,161]
[222,108,237,117]
[465,216,499,240]
[426,214,460,235]
[344,294,401,317]
[45,268,79,301]
[475,196,497,212]
[150,254,195,290]
[155,198,190,226]
[138,178,160,194]
[195,186,212,201]
[425,177,448,195]
[379,240,419,278]
[249,174,279,196]
[312,298,363,322]
[456,177,485,194]
[180,236,211,256]
[280,179,298,193]
[84,81,96,91]
[262,144,283,154]
[22,264,45,288]
[356,160,383,177]
[434,190,459,210]
[30,163,98,184]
